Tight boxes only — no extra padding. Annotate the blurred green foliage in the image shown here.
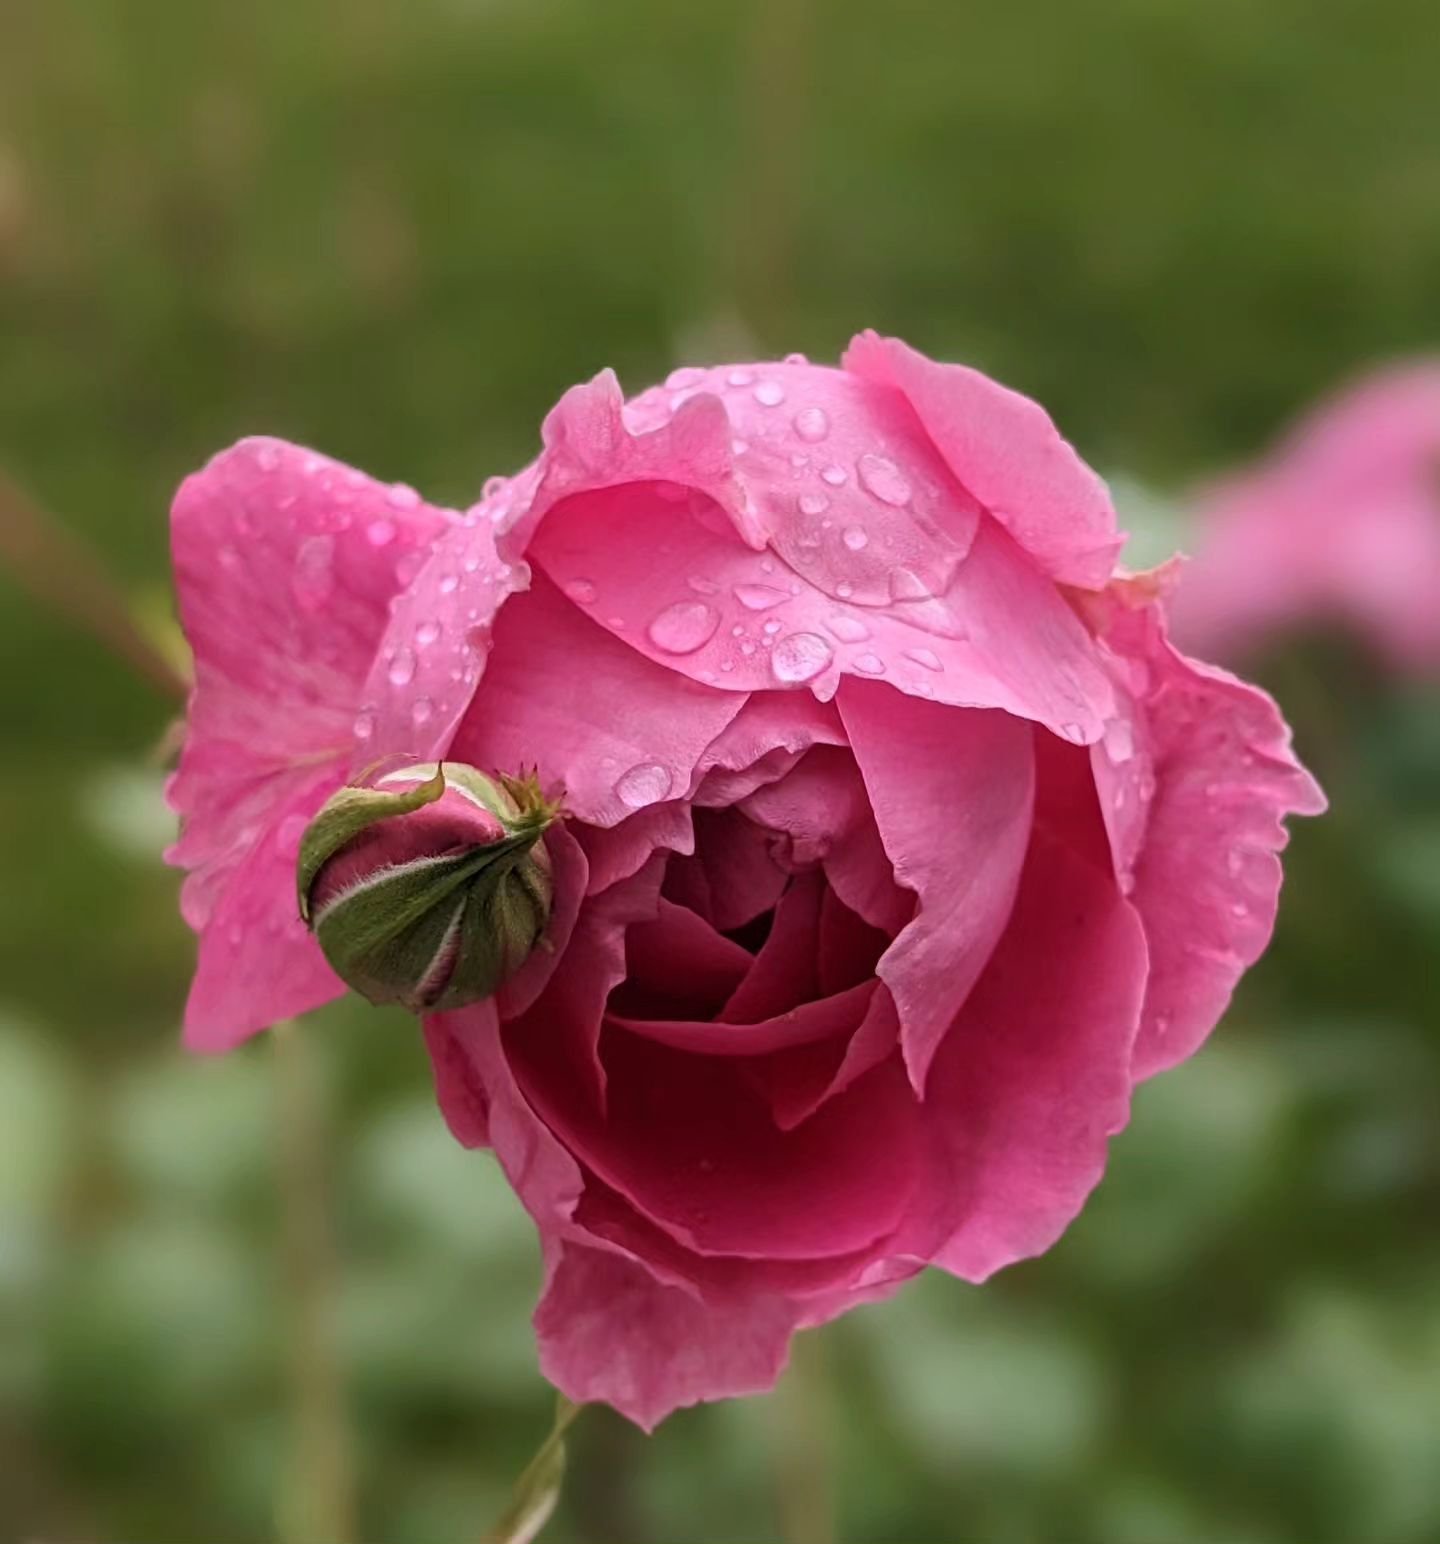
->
[2,0,1438,1540]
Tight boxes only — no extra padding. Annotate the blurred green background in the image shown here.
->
[2,1,1438,1540]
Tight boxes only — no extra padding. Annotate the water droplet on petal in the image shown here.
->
[685,575,719,596]
[853,653,886,675]
[784,352,809,366]
[762,619,782,635]
[414,619,442,648]
[616,761,673,807]
[740,639,757,656]
[292,535,335,612]
[726,368,755,388]
[889,567,932,603]
[771,632,833,684]
[733,583,791,611]
[647,600,720,654]
[842,526,869,551]
[438,573,459,595]
[667,366,703,389]
[366,518,397,547]
[836,580,854,599]
[565,577,598,604]
[1059,721,1086,744]
[731,438,749,457]
[387,483,421,510]
[857,454,912,507]
[482,476,509,500]
[1103,719,1136,763]
[825,614,871,643]
[753,380,785,407]
[1230,901,1249,918]
[798,492,829,516]
[388,648,417,687]
[411,696,434,727]
[904,646,943,672]
[353,709,376,741]
[793,407,829,443]
[821,463,847,486]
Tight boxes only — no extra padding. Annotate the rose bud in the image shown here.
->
[296,763,561,1014]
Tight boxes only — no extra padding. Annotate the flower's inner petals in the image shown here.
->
[610,979,873,1058]
[843,331,1123,590]
[690,691,847,802]
[896,832,1148,1281]
[452,572,745,828]
[842,681,1037,1093]
[504,852,666,1114]
[611,898,754,1022]
[576,802,695,897]
[740,745,868,868]
[817,885,893,997]
[1031,727,1113,877]
[719,870,826,1022]
[662,808,788,932]
[510,1019,920,1260]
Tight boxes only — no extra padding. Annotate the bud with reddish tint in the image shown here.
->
[296,762,561,1013]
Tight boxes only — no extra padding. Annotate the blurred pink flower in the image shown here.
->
[1171,361,1440,671]
[166,334,1322,1427]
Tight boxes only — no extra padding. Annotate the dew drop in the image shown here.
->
[784,352,809,366]
[292,535,335,612]
[1230,901,1249,918]
[836,580,854,599]
[438,573,459,595]
[762,619,782,635]
[616,761,674,807]
[913,681,935,698]
[733,582,791,611]
[1103,719,1136,763]
[731,438,749,457]
[853,653,886,675]
[842,526,870,551]
[387,483,421,510]
[482,476,509,500]
[387,648,417,687]
[740,639,757,656]
[904,646,943,672]
[753,380,785,407]
[771,631,834,684]
[462,555,481,573]
[726,368,755,388]
[647,600,720,654]
[353,709,376,741]
[889,567,932,603]
[565,577,598,604]
[793,407,829,443]
[857,454,912,507]
[825,614,871,643]
[411,696,434,727]
[366,517,397,548]
[798,492,829,516]
[1059,722,1086,744]
[666,366,703,389]
[415,619,442,649]
[790,453,810,470]
[820,463,848,486]
[687,575,720,596]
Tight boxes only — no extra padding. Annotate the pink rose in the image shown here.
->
[167,334,1323,1428]
[1171,361,1440,672]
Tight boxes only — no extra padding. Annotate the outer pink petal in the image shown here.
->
[906,833,1148,1280]
[450,574,744,826]
[841,683,1036,1091]
[535,1244,797,1432]
[843,331,1123,589]
[1098,599,1326,1078]
[168,437,451,1047]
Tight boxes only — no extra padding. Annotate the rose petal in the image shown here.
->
[168,437,452,1047]
[451,573,745,827]
[613,981,873,1058]
[841,682,1036,1092]
[907,832,1148,1280]
[720,870,825,1022]
[663,809,787,931]
[612,898,754,1021]
[843,331,1122,589]
[1099,602,1326,1077]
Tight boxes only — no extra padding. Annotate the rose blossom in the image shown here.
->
[167,333,1323,1428]
[1170,360,1440,672]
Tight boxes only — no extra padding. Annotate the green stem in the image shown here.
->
[480,1394,584,1544]
[273,1020,355,1544]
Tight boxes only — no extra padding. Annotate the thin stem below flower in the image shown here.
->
[481,1394,584,1544]
[273,1019,356,1544]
